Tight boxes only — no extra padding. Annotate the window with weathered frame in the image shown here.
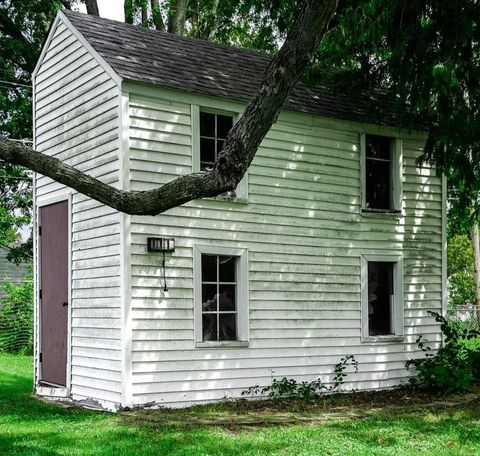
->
[199,112,233,171]
[365,134,393,210]
[361,253,404,342]
[367,261,394,336]
[201,254,238,341]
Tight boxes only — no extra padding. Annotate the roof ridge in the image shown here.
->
[62,9,273,60]
[56,9,406,128]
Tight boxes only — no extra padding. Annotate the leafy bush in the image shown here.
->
[242,355,358,400]
[447,234,476,308]
[0,270,34,354]
[406,312,480,393]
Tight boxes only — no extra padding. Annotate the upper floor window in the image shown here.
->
[200,112,233,171]
[361,134,403,213]
[192,106,247,200]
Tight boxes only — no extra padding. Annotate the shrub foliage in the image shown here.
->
[242,355,358,400]
[406,312,480,393]
[0,271,33,354]
[447,234,476,308]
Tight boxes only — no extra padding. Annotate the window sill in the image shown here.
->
[196,340,249,349]
[362,335,404,344]
[205,195,248,205]
[361,209,401,218]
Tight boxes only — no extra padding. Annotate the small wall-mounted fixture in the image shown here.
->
[147,237,175,253]
[147,237,175,292]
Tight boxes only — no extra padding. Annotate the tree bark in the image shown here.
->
[84,0,100,16]
[0,0,337,216]
[151,0,165,31]
[141,3,148,27]
[204,0,220,40]
[471,221,480,326]
[124,0,134,24]
[168,0,188,35]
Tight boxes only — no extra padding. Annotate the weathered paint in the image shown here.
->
[123,82,443,407]
[33,18,122,410]
[32,16,445,410]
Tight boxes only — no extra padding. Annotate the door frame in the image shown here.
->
[36,192,72,394]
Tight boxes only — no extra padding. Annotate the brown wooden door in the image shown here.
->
[40,200,69,386]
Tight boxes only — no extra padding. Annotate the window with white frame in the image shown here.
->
[192,106,248,199]
[201,254,237,341]
[361,133,402,212]
[194,245,248,346]
[199,112,233,171]
[361,254,404,341]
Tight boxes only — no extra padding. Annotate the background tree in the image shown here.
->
[0,0,338,216]
[0,0,97,261]
[313,0,480,315]
[1,0,480,292]
[122,0,296,50]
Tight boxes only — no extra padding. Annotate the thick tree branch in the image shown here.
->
[0,0,337,216]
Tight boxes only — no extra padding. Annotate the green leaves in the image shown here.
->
[317,0,480,204]
[447,234,476,308]
[406,311,480,393]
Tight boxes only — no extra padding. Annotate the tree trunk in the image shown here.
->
[85,0,100,16]
[471,221,480,327]
[141,3,148,27]
[0,0,337,216]
[124,0,134,24]
[151,0,165,31]
[168,0,188,35]
[204,0,220,40]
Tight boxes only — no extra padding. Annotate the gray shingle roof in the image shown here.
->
[62,10,398,126]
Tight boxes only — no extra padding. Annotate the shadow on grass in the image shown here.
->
[2,354,480,455]
[119,388,480,432]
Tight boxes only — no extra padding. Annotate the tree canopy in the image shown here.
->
[0,0,479,228]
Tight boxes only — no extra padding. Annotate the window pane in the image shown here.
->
[202,314,217,341]
[366,135,392,160]
[217,115,233,139]
[202,284,217,311]
[366,159,391,210]
[200,138,215,164]
[217,140,225,154]
[202,255,217,282]
[219,314,236,341]
[219,284,236,311]
[200,112,215,137]
[368,262,394,336]
[219,256,235,282]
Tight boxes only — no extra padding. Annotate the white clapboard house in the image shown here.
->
[32,10,446,411]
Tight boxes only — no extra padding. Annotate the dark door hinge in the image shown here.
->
[38,226,42,236]
[39,352,42,363]
[39,289,42,300]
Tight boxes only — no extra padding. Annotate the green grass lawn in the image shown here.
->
[1,353,480,456]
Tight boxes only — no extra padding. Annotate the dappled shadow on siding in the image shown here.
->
[127,107,444,403]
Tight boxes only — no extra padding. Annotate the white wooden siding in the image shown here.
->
[33,19,122,408]
[125,83,443,407]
